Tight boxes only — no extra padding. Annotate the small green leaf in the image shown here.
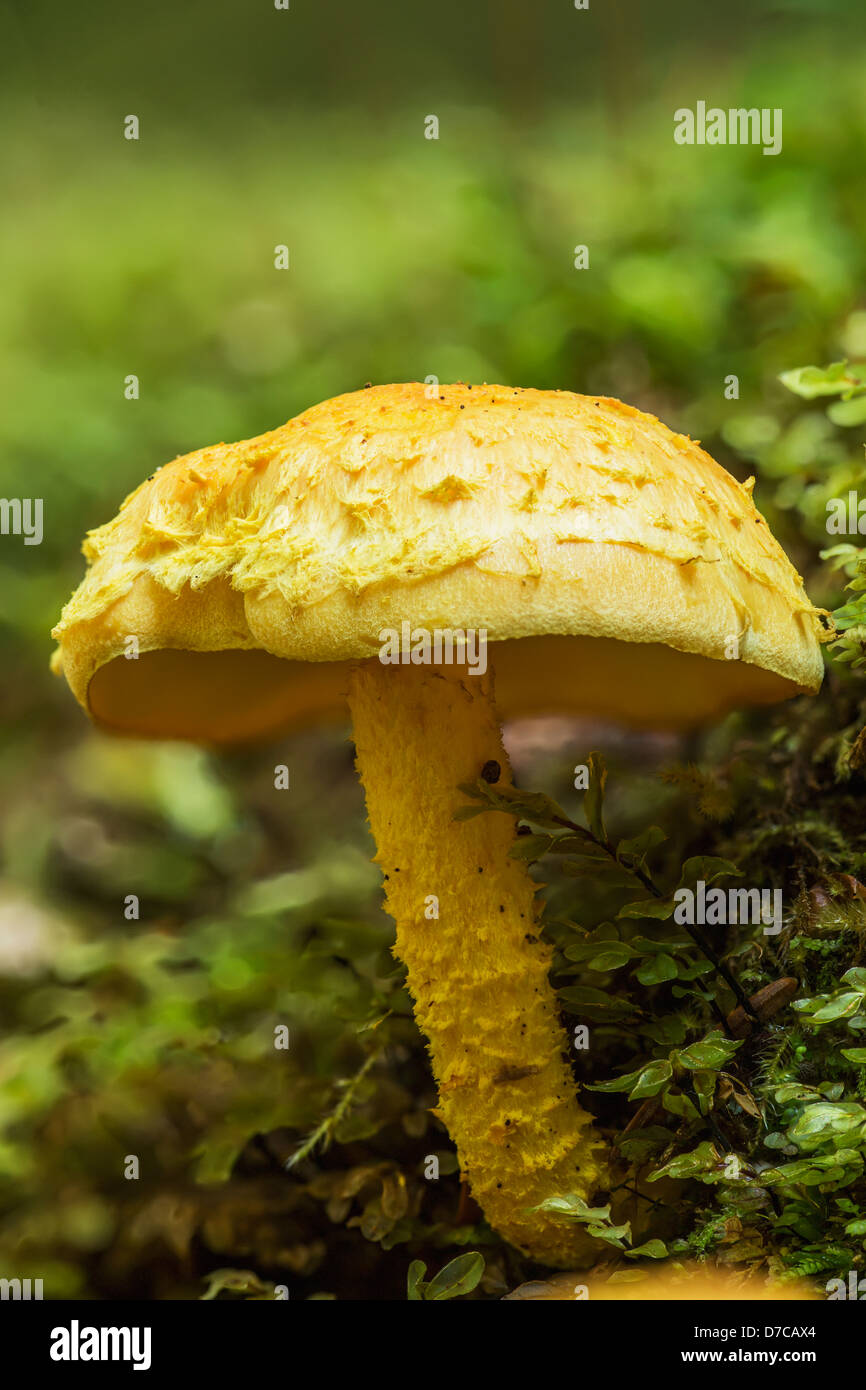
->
[508,833,554,861]
[641,1014,688,1046]
[201,1268,275,1301]
[811,992,864,1023]
[764,1132,792,1150]
[828,396,866,426]
[762,1153,864,1187]
[407,1260,427,1300]
[690,1069,718,1112]
[424,1252,484,1301]
[587,1220,631,1249]
[563,924,622,962]
[587,944,637,971]
[677,856,741,889]
[585,751,607,843]
[630,1060,674,1098]
[616,826,666,870]
[456,781,571,830]
[558,986,639,1016]
[530,1194,594,1217]
[779,361,863,400]
[790,996,825,1015]
[635,953,678,985]
[618,895,677,921]
[818,1081,844,1100]
[632,935,693,955]
[774,1083,821,1103]
[788,1103,863,1143]
[590,1059,672,1098]
[625,1239,668,1259]
[528,1195,615,1226]
[677,1033,742,1070]
[586,1066,648,1094]
[674,958,714,980]
[662,1088,700,1121]
[648,1140,719,1182]
[550,834,599,855]
[616,1126,672,1162]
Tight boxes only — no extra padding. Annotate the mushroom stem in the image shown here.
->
[347,658,607,1265]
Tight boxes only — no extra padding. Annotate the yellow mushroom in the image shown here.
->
[51,383,826,1265]
[504,1263,821,1300]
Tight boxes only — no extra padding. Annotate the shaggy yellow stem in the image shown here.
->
[347,658,607,1265]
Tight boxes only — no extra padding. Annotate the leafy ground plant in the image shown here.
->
[407,1252,485,1301]
[459,725,866,1289]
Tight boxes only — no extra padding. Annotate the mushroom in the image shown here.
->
[51,383,825,1265]
[504,1264,820,1300]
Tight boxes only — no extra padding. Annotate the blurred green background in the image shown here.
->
[2,0,866,1299]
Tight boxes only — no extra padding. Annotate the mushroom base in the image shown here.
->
[347,656,607,1266]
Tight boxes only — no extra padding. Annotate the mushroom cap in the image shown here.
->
[52,383,825,743]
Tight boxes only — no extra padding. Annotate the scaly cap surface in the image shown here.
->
[52,383,826,741]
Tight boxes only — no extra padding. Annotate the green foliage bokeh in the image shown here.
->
[3,0,866,1298]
